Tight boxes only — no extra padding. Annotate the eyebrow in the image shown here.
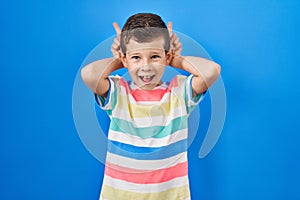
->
[127,49,165,55]
[151,50,165,54]
[127,47,165,52]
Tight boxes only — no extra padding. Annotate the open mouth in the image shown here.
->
[139,75,155,84]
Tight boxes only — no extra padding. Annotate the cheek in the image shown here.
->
[127,65,139,75]
[158,58,168,66]
[154,64,166,71]
[153,69,165,78]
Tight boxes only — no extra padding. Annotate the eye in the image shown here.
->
[131,56,140,60]
[151,55,161,59]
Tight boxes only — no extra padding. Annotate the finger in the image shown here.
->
[111,47,120,58]
[114,38,120,45]
[111,43,120,50]
[111,44,116,49]
[167,21,173,36]
[176,41,182,49]
[111,46,117,53]
[175,43,182,51]
[172,33,178,41]
[113,22,121,35]
[172,49,175,55]
[170,33,176,44]
[173,37,179,45]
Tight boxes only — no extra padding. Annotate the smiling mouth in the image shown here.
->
[139,75,155,84]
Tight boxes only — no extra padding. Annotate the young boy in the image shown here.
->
[81,13,220,200]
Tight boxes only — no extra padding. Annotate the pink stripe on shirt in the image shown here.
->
[104,161,188,184]
[131,89,168,101]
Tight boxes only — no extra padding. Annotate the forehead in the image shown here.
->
[125,37,166,54]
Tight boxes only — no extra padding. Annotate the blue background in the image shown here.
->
[1,0,299,199]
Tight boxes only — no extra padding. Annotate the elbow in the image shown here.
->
[207,63,221,87]
[210,63,221,82]
[81,65,93,83]
[214,63,221,78]
[80,64,98,93]
[80,65,96,92]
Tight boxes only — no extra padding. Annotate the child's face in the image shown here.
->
[121,37,172,90]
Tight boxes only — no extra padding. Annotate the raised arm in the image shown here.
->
[171,56,220,94]
[81,22,124,97]
[167,25,220,94]
[81,58,123,97]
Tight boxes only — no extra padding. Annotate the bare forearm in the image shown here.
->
[171,56,221,93]
[182,56,220,78]
[81,58,123,95]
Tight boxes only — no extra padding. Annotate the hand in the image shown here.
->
[111,22,122,59]
[167,22,183,68]
[168,22,182,57]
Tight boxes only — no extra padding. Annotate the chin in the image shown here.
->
[139,84,154,90]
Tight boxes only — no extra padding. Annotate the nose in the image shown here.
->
[140,59,152,71]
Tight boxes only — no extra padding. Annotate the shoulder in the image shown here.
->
[168,75,189,88]
[107,75,128,87]
[108,74,122,82]
[107,75,132,95]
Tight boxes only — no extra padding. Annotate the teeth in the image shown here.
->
[139,75,154,83]
[140,75,153,78]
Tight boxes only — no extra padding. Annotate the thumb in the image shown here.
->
[113,22,121,39]
[167,21,173,36]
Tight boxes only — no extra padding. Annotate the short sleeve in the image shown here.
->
[184,74,206,114]
[94,76,118,114]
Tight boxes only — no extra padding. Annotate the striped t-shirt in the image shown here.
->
[96,74,204,200]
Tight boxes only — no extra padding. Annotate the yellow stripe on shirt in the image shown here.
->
[101,184,190,200]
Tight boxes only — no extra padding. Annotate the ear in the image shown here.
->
[166,51,173,65]
[119,52,128,68]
